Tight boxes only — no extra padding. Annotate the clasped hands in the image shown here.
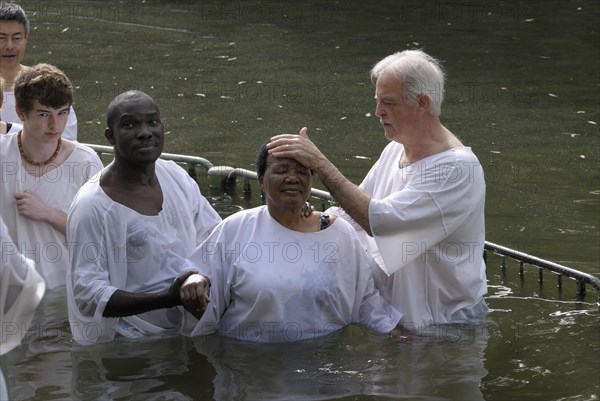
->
[170,270,211,320]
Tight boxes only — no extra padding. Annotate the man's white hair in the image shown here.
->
[371,49,445,116]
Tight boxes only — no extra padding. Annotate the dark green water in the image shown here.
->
[5,1,598,400]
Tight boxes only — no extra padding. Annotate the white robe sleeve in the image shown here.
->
[369,159,483,275]
[188,223,233,337]
[0,217,45,355]
[349,237,403,333]
[66,185,120,345]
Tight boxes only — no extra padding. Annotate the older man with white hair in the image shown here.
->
[268,49,488,332]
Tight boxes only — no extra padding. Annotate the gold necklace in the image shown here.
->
[17,131,62,167]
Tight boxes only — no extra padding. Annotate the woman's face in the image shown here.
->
[259,156,312,211]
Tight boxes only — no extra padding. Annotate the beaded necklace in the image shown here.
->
[17,131,62,167]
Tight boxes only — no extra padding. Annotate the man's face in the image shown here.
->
[17,100,70,143]
[0,20,28,72]
[107,96,165,164]
[374,71,421,142]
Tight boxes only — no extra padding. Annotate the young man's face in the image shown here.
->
[17,100,70,143]
[107,96,165,164]
[0,20,28,73]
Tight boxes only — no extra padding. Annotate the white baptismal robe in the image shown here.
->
[1,216,46,401]
[0,133,103,289]
[0,216,46,355]
[188,206,402,343]
[330,142,488,328]
[66,159,221,345]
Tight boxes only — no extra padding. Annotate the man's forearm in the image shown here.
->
[316,157,373,236]
[103,289,178,317]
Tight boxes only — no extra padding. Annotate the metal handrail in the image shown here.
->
[86,143,599,305]
[484,241,600,299]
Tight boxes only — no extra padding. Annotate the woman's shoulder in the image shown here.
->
[209,207,265,239]
[323,211,357,234]
[223,206,265,224]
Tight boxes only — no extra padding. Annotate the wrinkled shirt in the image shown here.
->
[187,206,402,342]
[67,159,221,345]
[330,142,488,328]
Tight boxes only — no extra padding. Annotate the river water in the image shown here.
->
[3,0,599,400]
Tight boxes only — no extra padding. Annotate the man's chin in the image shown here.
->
[383,127,396,141]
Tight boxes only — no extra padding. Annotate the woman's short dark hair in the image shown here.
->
[255,140,270,177]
